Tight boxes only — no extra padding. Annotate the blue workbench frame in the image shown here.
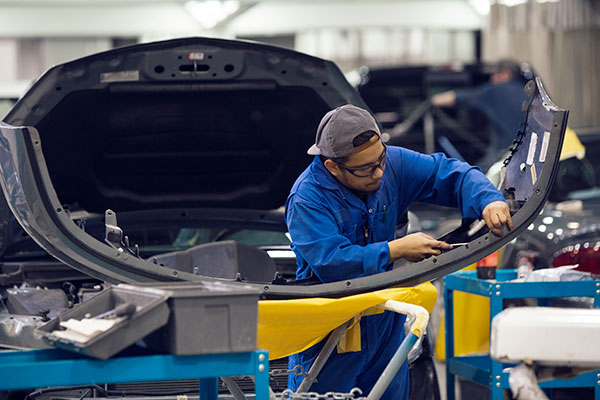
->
[444,269,600,400]
[0,347,270,399]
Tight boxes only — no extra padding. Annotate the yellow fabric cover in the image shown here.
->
[560,127,585,161]
[258,282,437,360]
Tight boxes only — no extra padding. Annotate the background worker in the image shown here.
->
[284,104,513,399]
[431,59,531,169]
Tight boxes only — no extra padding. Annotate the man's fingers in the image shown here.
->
[435,241,453,250]
[507,214,514,230]
[491,212,501,227]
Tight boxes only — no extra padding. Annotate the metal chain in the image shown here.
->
[277,388,365,400]
[270,365,310,377]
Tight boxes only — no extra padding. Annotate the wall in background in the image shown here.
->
[483,0,600,129]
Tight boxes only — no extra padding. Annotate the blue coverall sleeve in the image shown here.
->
[286,198,391,283]
[398,149,505,219]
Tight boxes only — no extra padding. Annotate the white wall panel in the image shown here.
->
[0,39,17,81]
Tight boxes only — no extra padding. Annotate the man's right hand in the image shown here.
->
[388,232,453,263]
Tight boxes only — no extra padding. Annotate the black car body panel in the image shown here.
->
[0,37,567,299]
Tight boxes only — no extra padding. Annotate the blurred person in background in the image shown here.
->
[431,60,531,169]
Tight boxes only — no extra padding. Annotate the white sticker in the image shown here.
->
[100,70,139,83]
[526,132,538,166]
[539,131,551,163]
[188,52,205,60]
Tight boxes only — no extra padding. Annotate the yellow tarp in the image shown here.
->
[560,127,585,161]
[258,282,437,360]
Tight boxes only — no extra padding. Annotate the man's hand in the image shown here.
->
[482,200,514,236]
[388,232,453,263]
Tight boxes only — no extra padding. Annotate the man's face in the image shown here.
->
[491,69,512,84]
[325,141,386,193]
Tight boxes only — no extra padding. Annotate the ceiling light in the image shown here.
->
[469,0,490,15]
[495,0,528,5]
[185,0,240,30]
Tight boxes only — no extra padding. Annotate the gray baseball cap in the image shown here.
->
[308,104,381,158]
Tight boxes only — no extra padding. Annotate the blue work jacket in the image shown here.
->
[285,146,505,283]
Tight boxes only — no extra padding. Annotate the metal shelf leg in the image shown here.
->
[490,289,503,400]
[445,287,456,400]
[255,351,270,400]
[199,377,218,399]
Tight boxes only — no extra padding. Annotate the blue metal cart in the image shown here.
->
[444,269,600,400]
[0,347,269,399]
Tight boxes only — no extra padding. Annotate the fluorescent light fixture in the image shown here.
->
[495,0,528,5]
[469,0,490,15]
[494,0,558,5]
[185,0,240,30]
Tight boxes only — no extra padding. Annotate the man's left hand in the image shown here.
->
[482,201,514,236]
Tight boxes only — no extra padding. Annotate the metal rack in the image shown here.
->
[0,347,270,400]
[444,269,600,400]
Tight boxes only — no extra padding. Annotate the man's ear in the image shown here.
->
[324,159,341,177]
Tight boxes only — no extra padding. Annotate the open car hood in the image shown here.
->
[0,38,567,299]
[3,37,365,212]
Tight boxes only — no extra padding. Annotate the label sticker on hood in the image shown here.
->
[526,132,538,166]
[100,70,140,83]
[188,52,205,60]
[539,131,551,163]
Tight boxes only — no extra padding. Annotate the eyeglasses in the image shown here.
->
[336,145,387,178]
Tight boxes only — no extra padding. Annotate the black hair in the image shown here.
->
[352,130,378,147]
[494,59,522,79]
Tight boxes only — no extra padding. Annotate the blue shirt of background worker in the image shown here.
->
[285,104,514,399]
[432,60,531,169]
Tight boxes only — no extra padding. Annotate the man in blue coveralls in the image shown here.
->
[285,104,513,399]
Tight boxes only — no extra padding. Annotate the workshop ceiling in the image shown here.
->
[0,0,486,37]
